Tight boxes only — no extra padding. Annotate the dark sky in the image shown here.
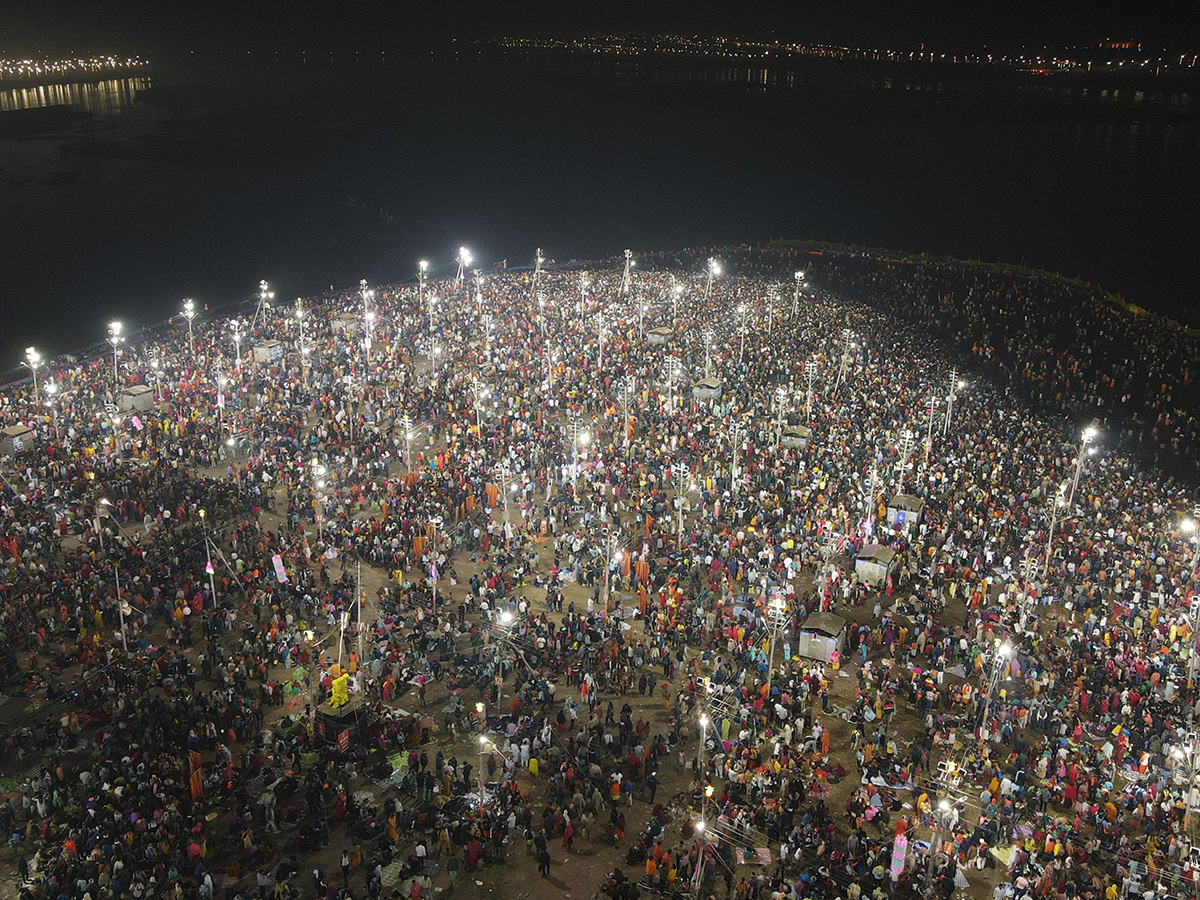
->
[5,1,1199,58]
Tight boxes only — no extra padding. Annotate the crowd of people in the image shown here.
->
[1,243,1199,900]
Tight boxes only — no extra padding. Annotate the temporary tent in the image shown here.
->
[796,611,847,663]
[646,326,672,345]
[855,545,897,587]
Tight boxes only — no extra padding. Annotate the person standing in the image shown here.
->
[537,847,552,877]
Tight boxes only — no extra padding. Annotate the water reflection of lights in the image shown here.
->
[0,77,151,115]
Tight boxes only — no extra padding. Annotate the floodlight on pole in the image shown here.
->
[455,246,472,285]
[229,318,245,371]
[359,279,376,367]
[181,298,196,358]
[793,270,806,317]
[727,421,747,497]
[23,346,42,398]
[1066,418,1100,510]
[705,257,721,301]
[253,279,274,330]
[108,321,124,385]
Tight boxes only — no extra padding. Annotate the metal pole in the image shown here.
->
[114,563,127,651]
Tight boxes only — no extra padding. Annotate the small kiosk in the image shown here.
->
[780,425,812,450]
[253,340,285,363]
[692,377,723,402]
[0,424,34,457]
[646,326,672,346]
[796,611,848,664]
[886,494,926,529]
[854,544,898,588]
[118,385,156,413]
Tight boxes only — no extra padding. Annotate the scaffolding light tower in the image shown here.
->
[792,270,806,317]
[621,249,634,295]
[253,279,275,331]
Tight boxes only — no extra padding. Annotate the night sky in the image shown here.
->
[5,1,1199,57]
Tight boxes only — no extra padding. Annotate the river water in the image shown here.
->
[0,51,1197,366]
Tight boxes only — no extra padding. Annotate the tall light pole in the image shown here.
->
[619,376,636,457]
[216,376,227,442]
[1172,735,1200,832]
[861,458,880,536]
[108,321,124,386]
[804,357,818,424]
[976,640,1012,740]
[23,346,42,399]
[832,328,854,397]
[473,270,485,320]
[294,300,309,384]
[597,317,609,374]
[566,415,589,498]
[253,279,274,331]
[198,508,219,606]
[672,279,684,322]
[701,328,715,378]
[400,414,417,470]
[418,260,429,303]
[621,249,634,295]
[1066,419,1100,511]
[311,458,328,541]
[495,462,514,524]
[943,370,965,435]
[1042,482,1068,573]
[727,422,746,497]
[359,279,375,367]
[766,291,776,337]
[229,318,245,371]
[773,386,790,446]
[765,594,790,689]
[455,246,472,287]
[697,712,709,773]
[671,462,691,538]
[531,248,545,301]
[895,430,915,494]
[601,528,623,612]
[44,380,61,442]
[792,271,805,317]
[738,304,748,363]
[471,379,491,432]
[111,556,128,652]
[181,299,196,358]
[1181,509,1200,688]
[150,359,163,402]
[664,356,683,415]
[918,386,940,486]
[705,257,720,301]
[578,273,590,320]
